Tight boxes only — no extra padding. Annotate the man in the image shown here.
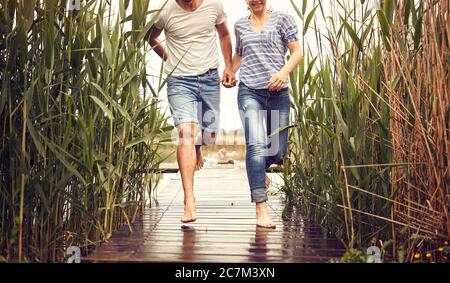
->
[148,0,236,223]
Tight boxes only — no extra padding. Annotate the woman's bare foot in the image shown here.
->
[195,146,204,171]
[265,174,271,188]
[182,197,197,223]
[255,202,276,229]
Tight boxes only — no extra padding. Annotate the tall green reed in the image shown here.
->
[0,0,170,262]
[285,0,448,261]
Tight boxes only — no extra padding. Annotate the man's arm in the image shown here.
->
[216,21,237,88]
[148,26,168,61]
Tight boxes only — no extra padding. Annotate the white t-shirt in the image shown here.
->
[154,0,226,76]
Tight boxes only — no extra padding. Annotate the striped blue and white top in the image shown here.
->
[235,11,299,90]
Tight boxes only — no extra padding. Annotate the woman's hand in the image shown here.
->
[268,70,289,92]
[268,42,302,92]
[221,66,237,88]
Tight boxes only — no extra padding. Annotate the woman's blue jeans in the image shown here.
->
[237,83,291,203]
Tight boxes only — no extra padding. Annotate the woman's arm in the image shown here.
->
[225,24,243,88]
[232,53,242,76]
[268,41,302,92]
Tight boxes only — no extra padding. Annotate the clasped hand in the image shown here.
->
[221,69,288,91]
[221,67,238,88]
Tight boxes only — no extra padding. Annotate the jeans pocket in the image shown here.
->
[209,69,220,82]
[167,76,176,88]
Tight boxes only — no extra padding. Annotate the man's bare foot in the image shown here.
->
[265,174,271,188]
[195,146,204,171]
[182,198,197,223]
[256,202,276,229]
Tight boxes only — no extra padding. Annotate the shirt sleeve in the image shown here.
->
[280,14,299,44]
[235,24,243,56]
[154,8,166,30]
[216,0,227,25]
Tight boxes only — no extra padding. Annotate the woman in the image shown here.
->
[230,0,302,228]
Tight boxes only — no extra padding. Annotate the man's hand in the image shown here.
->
[221,67,237,88]
[268,70,289,92]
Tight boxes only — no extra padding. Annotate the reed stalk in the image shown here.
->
[286,0,449,261]
[0,0,170,262]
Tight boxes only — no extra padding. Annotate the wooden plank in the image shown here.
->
[134,168,179,174]
[82,167,345,263]
[142,235,343,246]
[128,253,336,263]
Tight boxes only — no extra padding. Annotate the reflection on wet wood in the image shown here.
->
[83,167,345,263]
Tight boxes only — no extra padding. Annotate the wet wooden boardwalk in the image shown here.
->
[83,166,345,263]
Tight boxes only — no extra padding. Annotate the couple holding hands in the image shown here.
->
[148,0,302,229]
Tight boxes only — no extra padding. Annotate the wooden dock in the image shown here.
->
[83,166,345,263]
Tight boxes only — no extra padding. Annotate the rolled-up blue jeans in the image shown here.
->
[237,83,291,203]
